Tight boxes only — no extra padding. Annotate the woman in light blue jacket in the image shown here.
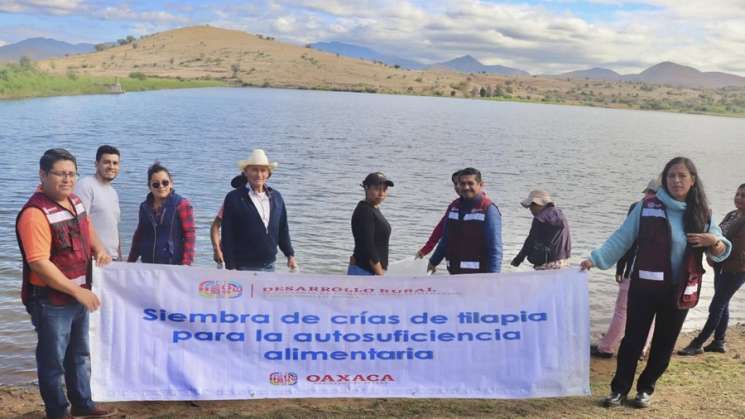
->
[581,157,731,409]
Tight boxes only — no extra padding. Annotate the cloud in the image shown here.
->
[0,39,7,47]
[0,0,83,15]
[3,0,745,75]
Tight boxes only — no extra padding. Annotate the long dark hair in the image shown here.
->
[661,157,709,233]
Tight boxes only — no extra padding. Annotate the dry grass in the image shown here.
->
[3,325,745,418]
[32,26,745,117]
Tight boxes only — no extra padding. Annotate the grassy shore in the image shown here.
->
[2,325,744,418]
[0,64,228,100]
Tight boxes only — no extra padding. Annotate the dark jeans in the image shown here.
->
[611,280,688,396]
[29,299,95,418]
[693,270,745,344]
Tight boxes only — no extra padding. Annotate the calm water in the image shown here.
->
[1,87,744,384]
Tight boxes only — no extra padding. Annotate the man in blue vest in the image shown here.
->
[221,149,297,271]
[428,167,502,274]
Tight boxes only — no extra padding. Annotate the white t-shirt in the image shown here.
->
[75,176,121,258]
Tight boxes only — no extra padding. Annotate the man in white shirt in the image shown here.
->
[75,145,122,260]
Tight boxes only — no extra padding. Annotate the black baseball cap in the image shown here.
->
[362,172,394,187]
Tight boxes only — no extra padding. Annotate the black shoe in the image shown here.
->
[602,392,625,407]
[703,340,727,353]
[630,392,652,408]
[677,343,703,356]
[591,344,614,359]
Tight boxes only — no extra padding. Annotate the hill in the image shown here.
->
[629,61,745,88]
[0,38,94,62]
[554,67,622,81]
[15,25,745,117]
[431,55,529,76]
[310,41,425,70]
[555,62,745,89]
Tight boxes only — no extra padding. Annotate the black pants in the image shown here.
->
[610,280,688,395]
[693,270,745,344]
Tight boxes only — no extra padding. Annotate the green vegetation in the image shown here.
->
[0,62,228,100]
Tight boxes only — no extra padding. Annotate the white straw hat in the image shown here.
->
[520,190,553,208]
[237,149,278,170]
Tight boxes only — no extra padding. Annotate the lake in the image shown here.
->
[1,87,744,384]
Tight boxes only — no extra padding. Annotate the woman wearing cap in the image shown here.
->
[591,179,659,359]
[679,183,745,356]
[221,149,296,272]
[348,172,393,275]
[128,163,195,265]
[511,190,571,270]
[581,157,731,409]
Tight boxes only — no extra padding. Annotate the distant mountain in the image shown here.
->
[0,38,95,62]
[553,62,745,88]
[554,67,622,81]
[310,41,425,70]
[626,61,745,88]
[430,55,529,76]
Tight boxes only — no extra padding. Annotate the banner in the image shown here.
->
[90,263,590,400]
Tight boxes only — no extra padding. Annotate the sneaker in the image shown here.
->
[630,391,652,408]
[70,406,117,418]
[591,344,614,359]
[602,392,625,407]
[703,340,727,353]
[677,343,703,356]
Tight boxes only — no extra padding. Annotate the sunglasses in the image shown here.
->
[151,180,170,189]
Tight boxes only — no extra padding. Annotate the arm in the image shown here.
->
[127,218,142,263]
[690,214,732,261]
[210,215,223,264]
[221,196,235,269]
[587,203,642,270]
[277,199,297,270]
[418,212,447,257]
[177,199,196,265]
[485,205,502,273]
[512,218,537,267]
[87,223,112,267]
[428,221,448,272]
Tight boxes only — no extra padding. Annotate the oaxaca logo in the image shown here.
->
[306,373,395,384]
[269,372,298,385]
[198,280,243,299]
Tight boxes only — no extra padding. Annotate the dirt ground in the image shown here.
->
[2,325,745,418]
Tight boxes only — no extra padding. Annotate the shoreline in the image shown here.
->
[3,325,744,418]
[3,80,745,120]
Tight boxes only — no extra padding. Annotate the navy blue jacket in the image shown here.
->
[131,192,185,265]
[221,185,294,269]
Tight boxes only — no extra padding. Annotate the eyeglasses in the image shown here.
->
[151,180,170,189]
[48,170,78,179]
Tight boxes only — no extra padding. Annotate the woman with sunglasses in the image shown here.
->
[128,163,195,265]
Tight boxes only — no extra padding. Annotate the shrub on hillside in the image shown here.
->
[129,72,146,80]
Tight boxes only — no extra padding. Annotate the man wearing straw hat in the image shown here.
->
[221,149,297,272]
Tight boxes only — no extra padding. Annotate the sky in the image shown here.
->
[1,0,744,75]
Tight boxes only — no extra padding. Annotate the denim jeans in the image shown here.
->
[29,299,95,418]
[693,270,745,344]
[347,264,374,275]
[237,262,275,272]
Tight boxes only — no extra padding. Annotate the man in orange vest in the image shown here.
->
[16,148,114,418]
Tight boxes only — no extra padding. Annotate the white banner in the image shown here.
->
[90,263,590,400]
